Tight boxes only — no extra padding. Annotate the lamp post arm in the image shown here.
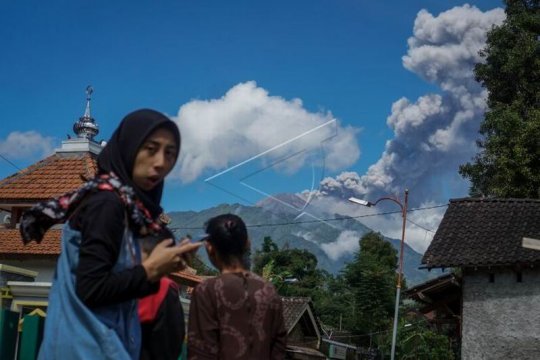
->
[371,196,404,211]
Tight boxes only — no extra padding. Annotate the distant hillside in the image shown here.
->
[168,195,443,285]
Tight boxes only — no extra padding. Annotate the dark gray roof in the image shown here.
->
[422,198,540,268]
[281,297,311,332]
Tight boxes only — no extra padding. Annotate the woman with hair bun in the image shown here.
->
[188,214,287,360]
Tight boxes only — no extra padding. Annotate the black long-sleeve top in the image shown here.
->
[71,191,159,308]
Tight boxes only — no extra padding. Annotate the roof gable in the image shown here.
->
[422,198,540,268]
[282,297,310,332]
[281,296,321,339]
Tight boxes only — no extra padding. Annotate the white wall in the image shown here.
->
[1,259,57,282]
[462,267,540,360]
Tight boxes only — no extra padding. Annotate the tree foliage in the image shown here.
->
[251,233,456,356]
[379,319,455,360]
[252,236,327,297]
[252,236,346,328]
[341,232,398,338]
[460,0,540,197]
[190,253,219,276]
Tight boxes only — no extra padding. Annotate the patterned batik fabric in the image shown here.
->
[188,272,287,360]
[20,172,162,244]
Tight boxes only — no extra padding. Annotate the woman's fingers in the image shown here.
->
[172,241,203,255]
[142,239,203,281]
[178,237,191,246]
[177,238,198,264]
[153,238,174,250]
[171,243,201,271]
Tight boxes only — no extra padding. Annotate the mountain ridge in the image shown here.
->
[168,195,443,285]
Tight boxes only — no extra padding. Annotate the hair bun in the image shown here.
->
[225,220,235,232]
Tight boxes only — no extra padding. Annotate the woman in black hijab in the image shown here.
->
[22,109,200,360]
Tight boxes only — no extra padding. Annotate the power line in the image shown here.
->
[0,153,21,171]
[324,319,432,340]
[170,203,448,231]
[406,218,436,233]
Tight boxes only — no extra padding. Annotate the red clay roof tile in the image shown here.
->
[0,153,98,202]
[169,270,203,287]
[0,229,61,257]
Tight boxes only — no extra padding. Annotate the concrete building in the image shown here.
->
[422,198,540,360]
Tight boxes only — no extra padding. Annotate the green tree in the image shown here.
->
[261,236,278,252]
[460,0,540,197]
[380,319,455,360]
[341,232,398,339]
[252,236,344,327]
[314,274,356,330]
[254,245,325,296]
[190,253,219,276]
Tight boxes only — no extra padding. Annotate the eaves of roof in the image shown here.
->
[422,197,540,269]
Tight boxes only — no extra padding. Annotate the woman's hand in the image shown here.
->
[142,239,202,282]
[178,236,196,265]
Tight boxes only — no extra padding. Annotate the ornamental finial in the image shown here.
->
[73,85,99,141]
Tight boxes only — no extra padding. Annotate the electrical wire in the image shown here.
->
[323,318,431,340]
[406,218,436,233]
[169,203,449,231]
[0,153,21,171]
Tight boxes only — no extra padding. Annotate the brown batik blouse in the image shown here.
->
[187,272,287,360]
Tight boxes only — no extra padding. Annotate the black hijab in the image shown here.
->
[98,109,181,218]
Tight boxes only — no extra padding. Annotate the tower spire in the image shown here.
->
[73,85,99,141]
[84,85,92,118]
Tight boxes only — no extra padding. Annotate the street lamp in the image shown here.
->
[522,237,540,251]
[348,189,409,360]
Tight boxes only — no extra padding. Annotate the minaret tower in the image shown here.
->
[73,86,99,141]
[56,85,103,155]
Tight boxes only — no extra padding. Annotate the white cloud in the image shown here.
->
[321,230,361,261]
[0,131,55,160]
[171,81,360,183]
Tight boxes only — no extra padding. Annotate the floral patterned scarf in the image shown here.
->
[20,172,162,245]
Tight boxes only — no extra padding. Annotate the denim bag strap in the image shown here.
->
[38,225,133,360]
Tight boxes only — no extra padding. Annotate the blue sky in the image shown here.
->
[0,1,505,251]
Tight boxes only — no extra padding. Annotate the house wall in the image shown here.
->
[1,259,56,282]
[288,323,319,349]
[462,267,540,360]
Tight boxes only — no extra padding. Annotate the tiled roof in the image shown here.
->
[169,270,203,287]
[281,296,311,332]
[422,198,540,269]
[404,273,461,304]
[0,153,98,202]
[0,229,61,258]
